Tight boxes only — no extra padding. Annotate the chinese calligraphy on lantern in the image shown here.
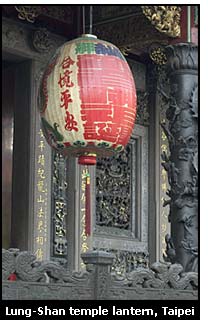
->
[34,128,48,261]
[58,56,78,132]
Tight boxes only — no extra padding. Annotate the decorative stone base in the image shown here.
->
[2,249,198,300]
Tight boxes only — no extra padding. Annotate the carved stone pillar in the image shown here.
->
[81,251,115,299]
[163,43,198,272]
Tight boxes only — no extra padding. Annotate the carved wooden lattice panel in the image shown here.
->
[96,143,132,231]
[93,58,149,275]
[51,151,68,258]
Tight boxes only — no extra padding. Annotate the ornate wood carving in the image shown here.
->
[39,6,74,24]
[96,144,132,230]
[149,46,167,65]
[32,28,54,53]
[94,249,149,275]
[92,5,140,22]
[157,66,171,260]
[159,44,198,272]
[2,17,66,60]
[14,6,74,24]
[142,6,181,37]
[136,90,149,125]
[15,6,40,23]
[112,250,149,274]
[52,152,68,258]
[93,12,169,57]
[93,124,148,260]
[3,20,24,49]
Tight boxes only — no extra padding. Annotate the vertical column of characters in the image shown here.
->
[34,128,48,261]
[59,56,78,133]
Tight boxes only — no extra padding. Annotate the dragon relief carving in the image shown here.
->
[111,261,198,290]
[2,249,89,283]
[3,249,198,293]
[158,45,198,272]
[159,85,198,209]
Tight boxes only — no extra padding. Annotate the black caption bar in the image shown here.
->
[0,300,200,320]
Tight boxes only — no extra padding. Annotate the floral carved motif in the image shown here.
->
[15,6,40,23]
[33,28,53,53]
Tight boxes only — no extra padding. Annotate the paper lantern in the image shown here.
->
[39,34,137,165]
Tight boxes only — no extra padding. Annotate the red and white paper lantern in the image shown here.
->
[39,34,137,165]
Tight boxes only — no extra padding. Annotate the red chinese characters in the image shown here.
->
[58,56,78,132]
[65,111,78,132]
[58,70,74,88]
[60,89,73,110]
[61,56,75,69]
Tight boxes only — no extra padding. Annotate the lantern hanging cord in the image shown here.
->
[187,6,191,43]
[82,5,85,34]
[89,5,93,34]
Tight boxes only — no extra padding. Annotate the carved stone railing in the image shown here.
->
[2,249,198,300]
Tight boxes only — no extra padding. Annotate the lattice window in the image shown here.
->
[96,143,132,230]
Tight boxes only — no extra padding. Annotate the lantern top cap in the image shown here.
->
[81,34,97,39]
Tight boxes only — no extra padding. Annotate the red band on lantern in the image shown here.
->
[78,154,97,165]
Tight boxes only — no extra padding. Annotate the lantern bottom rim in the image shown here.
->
[78,153,97,165]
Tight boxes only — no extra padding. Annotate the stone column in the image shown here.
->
[81,251,115,299]
[163,43,198,272]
